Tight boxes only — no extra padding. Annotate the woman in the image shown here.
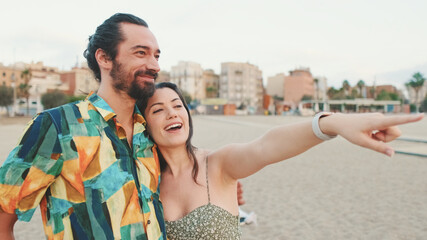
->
[138,82,423,240]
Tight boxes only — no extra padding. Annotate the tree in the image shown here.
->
[357,80,365,98]
[301,95,313,101]
[181,91,192,106]
[327,87,346,100]
[406,72,426,112]
[272,95,284,101]
[421,94,427,112]
[206,86,218,98]
[375,89,400,101]
[41,90,68,110]
[350,89,358,99]
[67,95,86,103]
[376,90,392,100]
[342,80,351,97]
[0,85,14,115]
[19,68,32,116]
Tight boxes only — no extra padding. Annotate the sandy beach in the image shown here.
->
[1,114,426,239]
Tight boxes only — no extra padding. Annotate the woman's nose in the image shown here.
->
[167,109,178,119]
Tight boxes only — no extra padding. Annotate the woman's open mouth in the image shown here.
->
[164,123,183,131]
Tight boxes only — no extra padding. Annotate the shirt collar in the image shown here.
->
[86,92,145,125]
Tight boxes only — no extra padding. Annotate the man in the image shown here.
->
[0,13,245,239]
[0,13,165,239]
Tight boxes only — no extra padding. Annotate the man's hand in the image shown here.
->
[237,181,245,206]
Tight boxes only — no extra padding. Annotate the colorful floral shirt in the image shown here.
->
[0,93,166,240]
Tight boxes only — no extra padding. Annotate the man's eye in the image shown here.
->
[137,51,146,56]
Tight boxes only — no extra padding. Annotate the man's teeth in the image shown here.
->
[166,123,182,130]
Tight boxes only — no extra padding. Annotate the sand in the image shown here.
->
[1,114,426,239]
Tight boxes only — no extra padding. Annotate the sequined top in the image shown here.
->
[165,157,241,240]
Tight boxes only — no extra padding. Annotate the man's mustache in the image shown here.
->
[136,70,158,80]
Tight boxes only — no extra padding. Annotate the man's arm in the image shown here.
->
[0,212,17,240]
[0,111,63,223]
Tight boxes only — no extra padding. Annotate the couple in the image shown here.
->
[0,13,423,240]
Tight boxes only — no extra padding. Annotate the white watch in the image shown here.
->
[312,112,337,141]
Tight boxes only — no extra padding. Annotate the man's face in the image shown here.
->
[110,23,161,100]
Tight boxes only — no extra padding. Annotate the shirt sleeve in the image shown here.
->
[0,112,64,221]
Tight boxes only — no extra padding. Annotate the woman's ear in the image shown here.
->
[95,49,113,70]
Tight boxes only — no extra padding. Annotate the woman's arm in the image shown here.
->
[214,113,423,181]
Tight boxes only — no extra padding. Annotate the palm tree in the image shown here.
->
[19,68,32,116]
[342,80,351,97]
[357,80,365,98]
[406,72,426,112]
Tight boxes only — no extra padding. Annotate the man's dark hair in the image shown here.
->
[83,13,148,82]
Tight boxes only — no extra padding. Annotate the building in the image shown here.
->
[170,61,205,102]
[266,73,285,99]
[156,70,171,83]
[283,67,315,106]
[203,69,220,98]
[60,64,99,96]
[27,62,63,114]
[366,84,399,99]
[219,62,263,113]
[0,62,26,87]
[313,76,328,102]
[28,62,63,95]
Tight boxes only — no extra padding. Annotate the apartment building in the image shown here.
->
[156,70,171,83]
[27,61,63,97]
[313,76,328,101]
[266,73,285,99]
[60,64,99,96]
[283,67,315,105]
[203,69,220,98]
[170,61,205,102]
[0,62,27,87]
[219,62,263,112]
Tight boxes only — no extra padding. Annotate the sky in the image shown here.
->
[1,0,426,89]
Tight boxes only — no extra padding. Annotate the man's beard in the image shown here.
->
[110,60,157,100]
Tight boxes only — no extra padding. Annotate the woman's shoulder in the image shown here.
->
[196,148,222,164]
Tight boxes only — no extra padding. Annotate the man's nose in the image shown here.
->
[147,56,160,73]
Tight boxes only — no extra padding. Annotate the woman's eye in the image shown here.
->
[174,105,182,108]
[153,109,162,114]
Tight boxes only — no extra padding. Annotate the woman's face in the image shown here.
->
[144,87,190,148]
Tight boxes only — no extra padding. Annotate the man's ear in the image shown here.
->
[95,48,113,70]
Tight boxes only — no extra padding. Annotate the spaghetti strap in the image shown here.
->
[164,153,242,239]
[205,154,210,203]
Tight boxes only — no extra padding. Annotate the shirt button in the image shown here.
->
[147,220,151,224]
